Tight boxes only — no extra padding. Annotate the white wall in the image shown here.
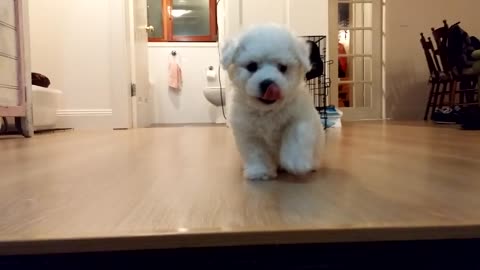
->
[149,44,226,124]
[148,0,226,124]
[385,0,480,120]
[150,0,328,124]
[288,0,329,36]
[29,0,129,129]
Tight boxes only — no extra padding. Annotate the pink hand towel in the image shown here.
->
[168,61,183,90]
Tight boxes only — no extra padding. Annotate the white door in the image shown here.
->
[0,0,32,136]
[129,0,152,128]
[329,0,383,120]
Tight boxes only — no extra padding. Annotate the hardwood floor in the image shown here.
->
[0,122,479,255]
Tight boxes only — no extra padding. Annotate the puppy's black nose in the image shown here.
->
[259,79,274,96]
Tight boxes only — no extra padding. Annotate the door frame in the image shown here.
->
[111,0,153,129]
[328,0,384,120]
[129,0,154,129]
[110,0,134,129]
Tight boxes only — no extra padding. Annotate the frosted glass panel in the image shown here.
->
[147,0,164,38]
[339,2,372,28]
[353,57,372,81]
[351,30,372,55]
[339,83,372,108]
[172,0,210,36]
[354,83,372,108]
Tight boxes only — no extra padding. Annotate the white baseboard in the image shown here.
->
[56,109,113,129]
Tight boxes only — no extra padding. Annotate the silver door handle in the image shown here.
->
[145,25,155,32]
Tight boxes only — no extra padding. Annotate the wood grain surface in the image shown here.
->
[0,122,479,255]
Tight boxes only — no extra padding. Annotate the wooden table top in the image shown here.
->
[1,122,480,255]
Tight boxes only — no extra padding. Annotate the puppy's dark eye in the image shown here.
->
[246,62,258,73]
[278,64,288,73]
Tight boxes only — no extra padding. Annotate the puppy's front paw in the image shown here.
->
[244,164,277,181]
[280,156,314,176]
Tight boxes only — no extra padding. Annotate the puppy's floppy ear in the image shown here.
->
[294,38,312,71]
[221,38,238,70]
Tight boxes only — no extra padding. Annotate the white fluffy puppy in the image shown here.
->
[221,24,324,180]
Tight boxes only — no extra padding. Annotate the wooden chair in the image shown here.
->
[430,21,478,108]
[420,33,449,120]
[431,20,451,71]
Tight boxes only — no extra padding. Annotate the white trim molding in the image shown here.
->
[57,109,113,116]
[56,109,113,129]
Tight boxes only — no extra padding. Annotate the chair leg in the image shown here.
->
[445,80,457,106]
[437,81,449,108]
[475,83,479,104]
[430,82,443,120]
[467,79,477,103]
[475,81,479,104]
[424,82,436,121]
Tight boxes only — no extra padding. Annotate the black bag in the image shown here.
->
[306,40,324,80]
[447,24,475,75]
[461,106,480,130]
[471,36,480,50]
[32,72,51,88]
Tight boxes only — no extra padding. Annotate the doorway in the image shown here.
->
[328,0,383,120]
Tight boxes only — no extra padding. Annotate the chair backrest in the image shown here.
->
[431,20,450,49]
[420,33,441,79]
[431,20,463,74]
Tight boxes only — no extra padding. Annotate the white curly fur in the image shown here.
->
[222,24,325,180]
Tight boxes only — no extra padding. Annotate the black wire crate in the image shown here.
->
[302,35,332,127]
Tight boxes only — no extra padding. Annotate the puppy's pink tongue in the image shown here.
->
[262,84,282,101]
